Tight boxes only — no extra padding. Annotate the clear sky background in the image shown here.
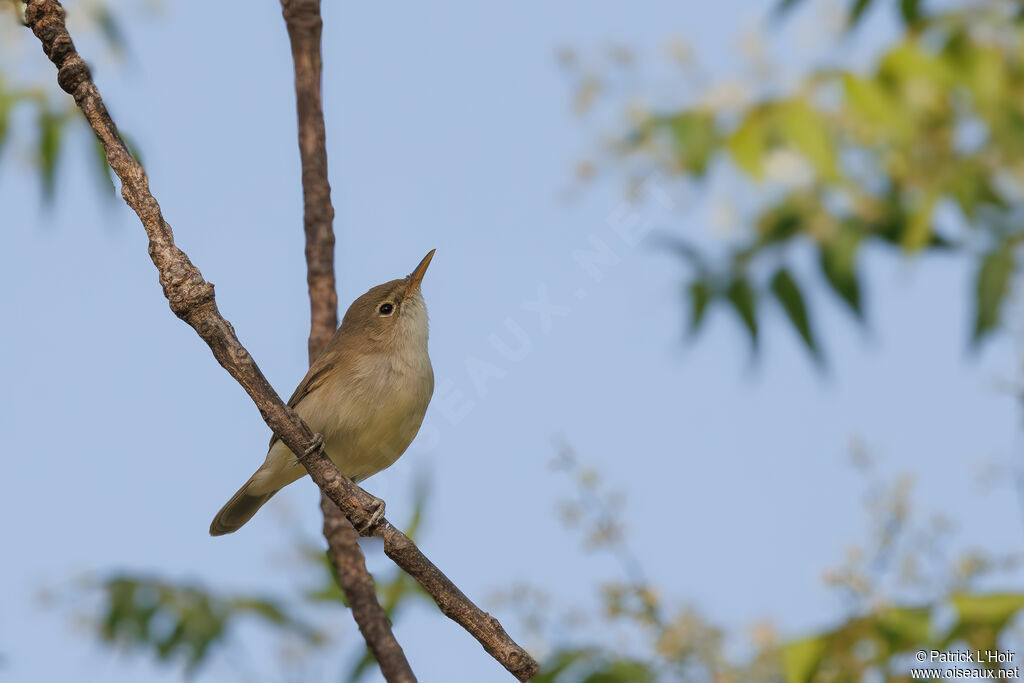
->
[1,1,1021,682]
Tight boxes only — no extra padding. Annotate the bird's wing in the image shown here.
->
[268,360,335,450]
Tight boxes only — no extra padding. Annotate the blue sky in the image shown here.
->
[1,1,1021,681]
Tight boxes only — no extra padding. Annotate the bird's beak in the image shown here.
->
[404,249,436,299]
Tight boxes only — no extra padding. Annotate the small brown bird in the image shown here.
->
[210,251,436,535]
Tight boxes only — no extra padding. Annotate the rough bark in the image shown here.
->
[280,0,338,362]
[22,1,539,679]
[280,0,415,680]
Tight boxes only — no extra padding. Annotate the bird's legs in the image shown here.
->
[300,432,325,463]
[360,495,386,534]
[299,432,385,533]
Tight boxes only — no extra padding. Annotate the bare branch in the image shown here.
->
[280,0,415,680]
[321,497,416,682]
[281,0,338,361]
[22,1,539,679]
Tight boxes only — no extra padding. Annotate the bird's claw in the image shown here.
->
[295,433,325,466]
[358,495,386,534]
[297,433,383,533]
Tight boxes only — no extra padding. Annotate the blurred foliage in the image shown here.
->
[0,1,138,204]
[534,648,658,683]
[96,575,322,676]
[91,451,1024,683]
[566,0,1024,360]
[505,443,1024,683]
[776,0,928,30]
[551,3,1024,672]
[70,478,432,681]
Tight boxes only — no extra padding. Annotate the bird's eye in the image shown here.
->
[378,303,394,316]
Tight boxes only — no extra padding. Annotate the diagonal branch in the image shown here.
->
[21,1,539,680]
[279,0,415,680]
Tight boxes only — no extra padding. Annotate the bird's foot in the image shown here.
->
[359,495,386,534]
[295,433,325,466]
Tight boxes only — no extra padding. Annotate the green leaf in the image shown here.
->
[819,227,863,318]
[230,598,289,626]
[950,166,1003,222]
[757,204,803,245]
[972,245,1015,343]
[951,593,1024,625]
[687,279,713,336]
[37,107,64,203]
[780,100,837,180]
[92,5,127,56]
[770,268,819,357]
[959,44,1007,114]
[0,89,11,159]
[782,634,828,683]
[404,469,431,542]
[902,193,936,252]
[881,43,953,87]
[535,648,598,683]
[378,570,430,620]
[92,134,116,195]
[726,276,758,346]
[346,647,379,683]
[848,0,873,28]
[304,548,349,605]
[944,594,1024,657]
[900,0,921,26]
[581,659,656,683]
[535,650,655,683]
[658,234,706,268]
[120,132,144,168]
[773,0,802,17]
[96,575,322,674]
[728,110,768,179]
[662,112,718,176]
[876,605,933,650]
[842,74,903,134]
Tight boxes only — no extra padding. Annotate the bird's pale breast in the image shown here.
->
[256,347,433,493]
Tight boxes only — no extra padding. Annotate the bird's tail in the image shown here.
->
[209,471,278,536]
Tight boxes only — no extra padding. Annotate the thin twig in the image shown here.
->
[22,2,539,679]
[280,0,415,680]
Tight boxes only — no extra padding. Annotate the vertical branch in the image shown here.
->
[320,496,416,679]
[280,1,416,681]
[280,0,337,361]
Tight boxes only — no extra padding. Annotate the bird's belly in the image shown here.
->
[256,355,432,494]
[323,406,425,482]
[314,378,429,483]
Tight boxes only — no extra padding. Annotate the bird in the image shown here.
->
[210,250,436,536]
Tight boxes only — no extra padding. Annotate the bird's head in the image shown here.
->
[339,249,435,351]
